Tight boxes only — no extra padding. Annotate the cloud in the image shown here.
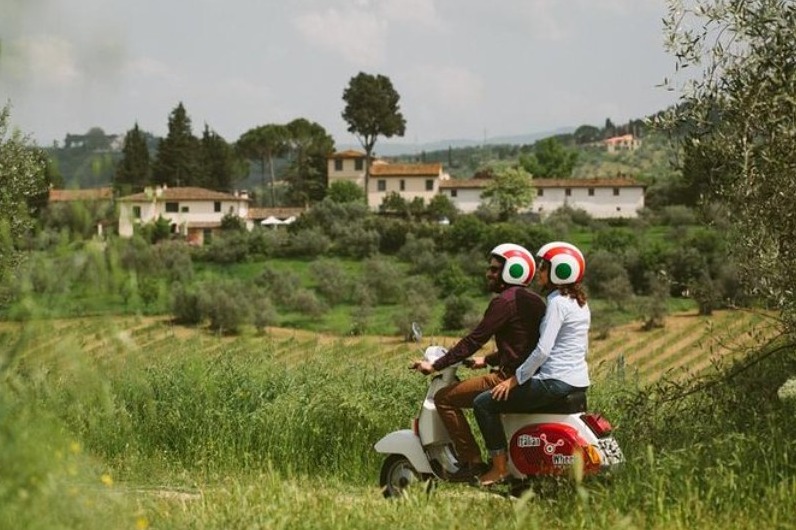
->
[126,57,180,85]
[506,0,661,42]
[379,0,443,28]
[3,34,80,86]
[405,64,484,110]
[293,0,444,66]
[294,8,387,67]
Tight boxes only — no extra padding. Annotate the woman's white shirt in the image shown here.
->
[515,290,591,387]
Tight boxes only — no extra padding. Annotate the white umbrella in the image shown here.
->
[261,216,284,226]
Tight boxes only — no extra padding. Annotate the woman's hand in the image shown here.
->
[491,375,518,401]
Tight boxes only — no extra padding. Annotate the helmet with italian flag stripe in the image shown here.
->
[536,241,585,285]
[489,243,536,287]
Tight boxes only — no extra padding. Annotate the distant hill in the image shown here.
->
[336,127,576,157]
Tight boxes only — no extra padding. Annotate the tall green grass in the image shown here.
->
[2,318,796,529]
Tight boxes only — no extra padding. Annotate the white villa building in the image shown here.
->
[604,134,642,154]
[439,176,645,218]
[327,150,450,208]
[327,149,648,219]
[94,149,645,245]
[117,186,251,245]
[531,177,645,218]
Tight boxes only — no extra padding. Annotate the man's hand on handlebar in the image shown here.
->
[463,356,487,369]
[410,360,435,375]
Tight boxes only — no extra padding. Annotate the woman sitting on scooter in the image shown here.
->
[473,241,590,486]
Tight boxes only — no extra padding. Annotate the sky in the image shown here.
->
[1,0,682,150]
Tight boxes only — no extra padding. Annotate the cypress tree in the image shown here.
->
[115,123,151,194]
[152,102,200,187]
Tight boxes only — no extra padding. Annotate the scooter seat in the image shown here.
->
[533,390,588,414]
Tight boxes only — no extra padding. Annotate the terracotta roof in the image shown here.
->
[248,207,305,220]
[329,149,367,158]
[440,177,644,190]
[370,163,442,177]
[439,179,489,189]
[118,187,247,202]
[49,187,113,202]
[186,221,223,229]
[532,177,644,188]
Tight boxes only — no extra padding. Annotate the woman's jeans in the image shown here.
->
[473,378,582,454]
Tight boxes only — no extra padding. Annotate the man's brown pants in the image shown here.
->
[434,372,505,465]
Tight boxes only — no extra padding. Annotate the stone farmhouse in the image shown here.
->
[328,150,646,218]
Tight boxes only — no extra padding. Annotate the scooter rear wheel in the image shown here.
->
[379,454,427,498]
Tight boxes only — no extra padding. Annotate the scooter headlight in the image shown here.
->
[423,346,448,364]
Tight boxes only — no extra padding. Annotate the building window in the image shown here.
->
[181,206,189,213]
[613,188,620,196]
[334,159,343,171]
[165,202,179,212]
[616,207,622,212]
[214,201,221,212]
[354,158,364,171]
[451,189,458,198]
[588,188,595,196]
[377,180,386,192]
[565,188,572,197]
[537,189,544,197]
[425,179,434,191]
[400,179,405,191]
[132,206,141,219]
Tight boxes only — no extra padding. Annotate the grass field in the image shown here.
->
[1,309,793,529]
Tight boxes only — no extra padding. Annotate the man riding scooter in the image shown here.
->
[411,243,546,482]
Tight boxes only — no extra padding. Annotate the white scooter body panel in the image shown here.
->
[374,429,434,474]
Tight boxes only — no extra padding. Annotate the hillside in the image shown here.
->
[3,308,778,385]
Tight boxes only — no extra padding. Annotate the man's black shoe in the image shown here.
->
[446,462,489,483]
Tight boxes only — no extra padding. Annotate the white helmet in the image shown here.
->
[536,241,586,285]
[490,243,536,287]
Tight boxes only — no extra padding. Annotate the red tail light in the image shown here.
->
[581,413,613,437]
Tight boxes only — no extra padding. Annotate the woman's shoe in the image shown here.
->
[477,452,509,486]
[477,470,509,487]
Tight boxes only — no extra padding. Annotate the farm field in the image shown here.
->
[1,308,792,530]
[2,307,777,383]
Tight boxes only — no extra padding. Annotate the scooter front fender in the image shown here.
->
[374,429,433,474]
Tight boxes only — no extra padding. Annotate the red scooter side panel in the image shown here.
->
[509,423,598,476]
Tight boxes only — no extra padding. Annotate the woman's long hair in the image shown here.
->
[557,282,588,307]
[540,260,588,307]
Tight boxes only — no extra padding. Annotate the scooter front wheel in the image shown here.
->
[379,454,431,498]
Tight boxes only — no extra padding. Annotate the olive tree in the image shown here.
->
[661,0,796,333]
[480,165,535,221]
[0,105,49,286]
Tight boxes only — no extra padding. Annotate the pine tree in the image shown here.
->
[152,102,200,187]
[115,123,151,194]
[285,118,335,205]
[236,124,289,206]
